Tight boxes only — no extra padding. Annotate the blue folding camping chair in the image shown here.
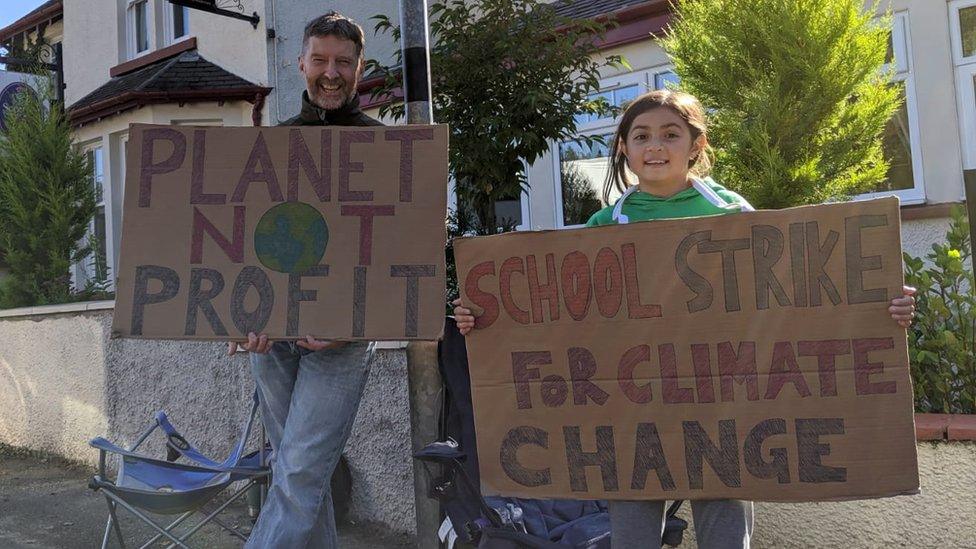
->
[89,394,271,548]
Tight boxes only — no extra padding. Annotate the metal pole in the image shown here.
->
[400,0,434,125]
[400,2,441,547]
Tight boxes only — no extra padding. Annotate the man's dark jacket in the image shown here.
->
[280,91,383,127]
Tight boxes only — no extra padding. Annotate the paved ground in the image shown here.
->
[0,445,413,548]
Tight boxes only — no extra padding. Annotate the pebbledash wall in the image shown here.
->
[2,304,975,545]
[0,304,416,534]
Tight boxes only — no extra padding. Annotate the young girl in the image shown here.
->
[454,89,916,548]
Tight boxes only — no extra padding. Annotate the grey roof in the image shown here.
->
[552,0,654,20]
[70,50,260,111]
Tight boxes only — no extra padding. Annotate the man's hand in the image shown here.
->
[889,285,917,329]
[295,336,344,352]
[227,332,272,356]
[452,298,475,336]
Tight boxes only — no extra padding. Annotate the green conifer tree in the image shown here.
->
[0,86,96,308]
[661,0,900,208]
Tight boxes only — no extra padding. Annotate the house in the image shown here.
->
[356,0,971,261]
[0,0,272,289]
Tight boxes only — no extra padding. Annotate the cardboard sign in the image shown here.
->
[455,197,919,502]
[113,124,448,341]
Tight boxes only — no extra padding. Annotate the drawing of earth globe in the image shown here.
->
[254,202,329,274]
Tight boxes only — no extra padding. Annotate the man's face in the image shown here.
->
[298,34,363,110]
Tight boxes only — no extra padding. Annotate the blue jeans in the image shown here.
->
[245,341,373,549]
[609,499,753,549]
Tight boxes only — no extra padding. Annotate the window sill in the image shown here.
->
[0,300,115,319]
[900,201,964,221]
[111,37,197,78]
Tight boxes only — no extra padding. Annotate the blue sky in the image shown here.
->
[1,1,48,31]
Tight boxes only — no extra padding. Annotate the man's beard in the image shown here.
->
[310,76,353,111]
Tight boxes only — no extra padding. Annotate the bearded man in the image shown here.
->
[229,12,382,548]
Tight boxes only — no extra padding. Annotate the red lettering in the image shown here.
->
[797,339,850,397]
[527,254,559,323]
[765,342,812,399]
[341,205,395,265]
[853,338,897,395]
[659,343,694,404]
[717,341,759,401]
[499,257,530,324]
[621,243,662,319]
[618,344,652,404]
[561,251,591,321]
[464,261,499,329]
[593,247,623,318]
[190,206,245,264]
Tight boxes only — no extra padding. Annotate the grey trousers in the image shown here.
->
[609,499,754,549]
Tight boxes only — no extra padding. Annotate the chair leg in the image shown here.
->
[101,516,113,549]
[162,480,255,548]
[102,491,192,549]
[137,510,195,549]
[104,499,126,549]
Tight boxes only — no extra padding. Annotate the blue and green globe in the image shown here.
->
[254,202,328,274]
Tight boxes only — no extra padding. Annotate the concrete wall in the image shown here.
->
[0,306,416,535]
[675,442,976,548]
[2,306,976,543]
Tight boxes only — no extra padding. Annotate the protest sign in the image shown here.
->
[454,197,919,502]
[113,124,448,341]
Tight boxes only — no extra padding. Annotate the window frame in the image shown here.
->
[126,0,153,60]
[74,142,111,289]
[951,1,976,172]
[950,0,976,65]
[163,1,191,46]
[855,11,925,205]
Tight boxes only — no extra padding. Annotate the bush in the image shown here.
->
[0,85,101,308]
[904,207,975,414]
[661,0,900,208]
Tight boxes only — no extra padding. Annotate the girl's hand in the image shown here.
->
[889,286,916,329]
[452,298,476,336]
[227,332,272,356]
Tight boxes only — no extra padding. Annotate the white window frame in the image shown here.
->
[857,11,925,204]
[951,1,976,171]
[164,1,191,46]
[126,0,153,60]
[574,72,650,134]
[74,142,111,289]
[956,62,976,173]
[950,0,976,66]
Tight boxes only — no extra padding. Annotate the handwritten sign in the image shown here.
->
[455,197,919,501]
[113,124,448,340]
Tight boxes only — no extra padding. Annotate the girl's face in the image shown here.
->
[619,107,704,192]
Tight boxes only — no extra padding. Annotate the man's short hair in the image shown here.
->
[302,12,365,58]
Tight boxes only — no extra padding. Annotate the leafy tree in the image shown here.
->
[369,0,625,234]
[661,0,900,208]
[0,84,97,308]
[904,208,975,414]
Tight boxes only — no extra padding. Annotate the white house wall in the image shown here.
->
[63,0,119,106]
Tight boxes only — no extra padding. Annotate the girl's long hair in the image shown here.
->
[602,89,714,205]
